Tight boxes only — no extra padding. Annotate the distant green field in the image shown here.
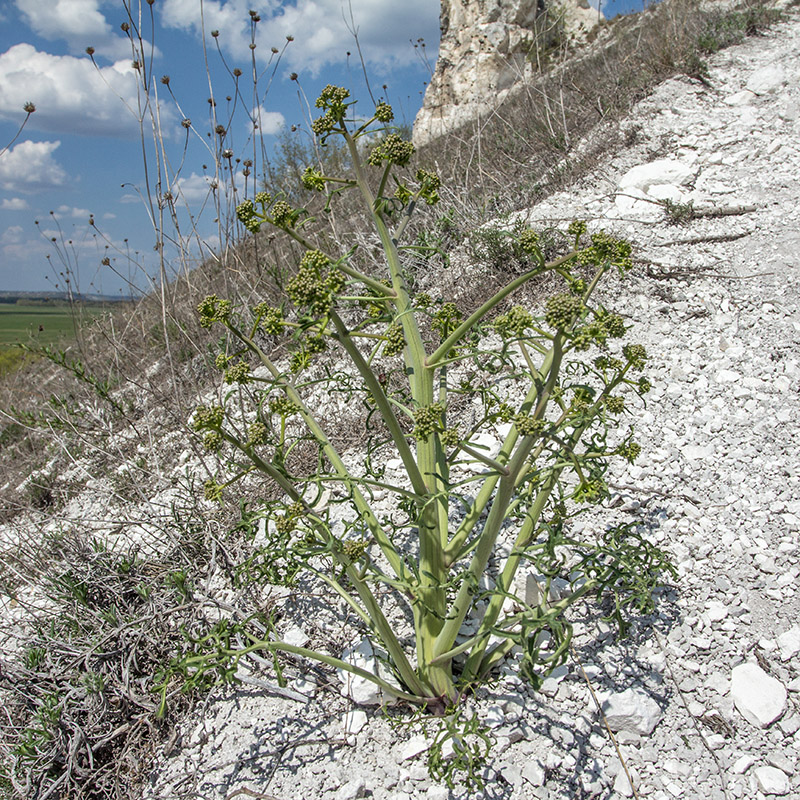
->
[0,304,104,347]
[0,303,109,376]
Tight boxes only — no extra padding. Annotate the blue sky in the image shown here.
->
[0,0,646,297]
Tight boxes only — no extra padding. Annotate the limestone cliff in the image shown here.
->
[413,0,602,146]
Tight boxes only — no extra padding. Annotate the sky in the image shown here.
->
[0,0,647,298]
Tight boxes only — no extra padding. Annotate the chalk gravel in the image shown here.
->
[9,10,800,800]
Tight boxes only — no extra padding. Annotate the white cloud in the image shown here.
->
[14,0,133,60]
[1,225,24,245]
[0,140,69,192]
[1,197,30,210]
[0,44,144,137]
[56,204,92,219]
[251,106,285,135]
[160,0,439,73]
[171,172,220,204]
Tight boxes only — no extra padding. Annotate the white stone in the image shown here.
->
[522,760,546,786]
[597,688,663,735]
[731,662,787,728]
[426,787,449,800]
[724,89,756,106]
[732,755,755,774]
[281,625,309,648]
[716,369,742,383]
[777,625,800,661]
[398,735,429,762]
[343,709,368,736]
[619,159,696,193]
[338,638,401,706]
[613,768,636,797]
[706,602,729,622]
[746,65,787,95]
[335,777,367,800]
[753,766,790,795]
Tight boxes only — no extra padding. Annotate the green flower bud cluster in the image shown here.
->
[236,198,262,233]
[374,102,394,123]
[577,232,632,273]
[416,169,440,205]
[432,302,462,339]
[342,537,369,562]
[622,344,647,370]
[567,220,587,239]
[394,183,412,205]
[414,293,432,309]
[304,334,327,355]
[571,309,625,351]
[514,414,546,437]
[383,323,405,356]
[594,309,626,339]
[518,229,541,255]
[368,133,415,167]
[253,303,284,335]
[572,387,596,409]
[544,293,583,330]
[224,360,252,384]
[637,376,652,394]
[269,396,300,416]
[286,250,342,317]
[203,431,222,452]
[618,441,641,463]
[214,353,231,371]
[413,402,445,441]
[275,500,305,534]
[566,276,586,296]
[270,200,295,228]
[316,84,350,119]
[494,402,514,423]
[574,477,607,503]
[204,480,223,502]
[198,295,232,329]
[247,421,269,446]
[440,428,460,447]
[594,355,623,372]
[302,166,326,192]
[290,349,312,374]
[493,305,533,338]
[604,395,626,414]
[311,84,350,137]
[192,404,224,431]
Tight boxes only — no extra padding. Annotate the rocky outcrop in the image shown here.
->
[413,0,602,146]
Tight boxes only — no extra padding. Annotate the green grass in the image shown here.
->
[0,303,106,377]
[0,304,87,346]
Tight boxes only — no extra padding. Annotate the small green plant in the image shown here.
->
[190,85,672,714]
[662,198,697,225]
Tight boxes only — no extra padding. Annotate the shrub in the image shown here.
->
[186,86,674,712]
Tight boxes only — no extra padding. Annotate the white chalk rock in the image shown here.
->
[338,637,401,706]
[335,777,367,800]
[597,688,663,735]
[342,709,368,736]
[746,65,786,95]
[619,159,696,193]
[777,625,800,662]
[753,765,790,795]
[731,662,787,727]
